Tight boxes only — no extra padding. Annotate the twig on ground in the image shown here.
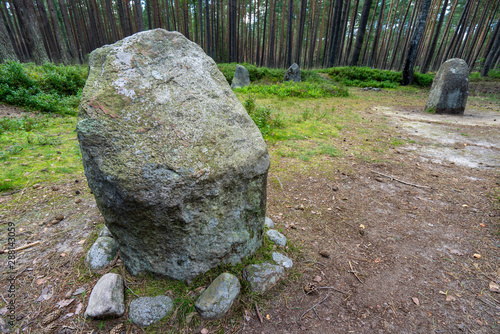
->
[255,302,263,323]
[1,241,40,254]
[124,281,140,297]
[316,286,348,294]
[276,175,284,191]
[371,170,434,190]
[348,260,363,284]
[300,293,330,320]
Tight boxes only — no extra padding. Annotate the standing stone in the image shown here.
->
[231,65,250,88]
[284,63,301,82]
[195,273,240,319]
[425,58,469,115]
[77,29,270,281]
[129,295,173,327]
[85,273,125,319]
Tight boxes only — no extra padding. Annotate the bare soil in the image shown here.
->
[0,87,498,334]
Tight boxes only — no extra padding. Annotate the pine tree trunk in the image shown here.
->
[12,0,49,64]
[402,0,432,85]
[0,16,17,61]
[135,0,143,31]
[420,0,448,73]
[350,0,372,66]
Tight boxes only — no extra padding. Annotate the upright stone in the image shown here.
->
[85,273,125,319]
[284,63,301,82]
[425,58,469,115]
[77,29,270,281]
[231,65,250,88]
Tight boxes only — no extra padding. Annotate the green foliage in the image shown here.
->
[0,116,41,135]
[487,68,500,79]
[235,81,348,98]
[328,66,434,88]
[469,72,482,82]
[243,94,284,136]
[412,72,434,87]
[0,61,87,115]
[217,63,285,84]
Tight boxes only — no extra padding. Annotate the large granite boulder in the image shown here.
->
[284,63,301,82]
[77,29,270,281]
[231,65,250,88]
[425,58,469,115]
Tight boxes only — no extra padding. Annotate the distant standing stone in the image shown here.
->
[195,273,240,319]
[85,236,118,271]
[272,252,293,268]
[266,229,287,246]
[284,63,301,82]
[129,295,173,327]
[77,29,269,281]
[242,263,285,294]
[425,58,469,115]
[265,217,274,229]
[85,273,124,319]
[231,65,250,88]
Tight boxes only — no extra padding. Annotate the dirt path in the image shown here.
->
[0,89,498,333]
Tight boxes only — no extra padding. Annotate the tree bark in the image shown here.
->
[350,0,373,66]
[12,0,49,64]
[402,0,432,85]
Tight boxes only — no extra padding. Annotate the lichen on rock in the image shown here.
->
[77,29,269,281]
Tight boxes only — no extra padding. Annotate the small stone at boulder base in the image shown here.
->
[266,229,287,246]
[265,217,274,228]
[195,273,240,319]
[231,65,250,88]
[284,63,301,82]
[85,273,125,319]
[85,237,118,271]
[243,263,285,294]
[98,225,113,238]
[129,295,173,327]
[425,58,469,115]
[77,29,269,281]
[272,252,293,268]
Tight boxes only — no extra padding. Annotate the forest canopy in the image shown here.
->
[0,0,499,77]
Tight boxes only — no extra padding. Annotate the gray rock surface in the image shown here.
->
[272,252,293,268]
[265,217,274,229]
[85,273,124,319]
[129,295,173,327]
[195,273,240,319]
[77,29,269,281]
[425,58,469,115]
[98,225,113,238]
[85,236,118,271]
[284,63,301,82]
[266,229,287,246]
[231,65,250,88]
[242,262,285,294]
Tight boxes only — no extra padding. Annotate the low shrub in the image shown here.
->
[0,61,87,115]
[235,81,348,98]
[243,94,284,136]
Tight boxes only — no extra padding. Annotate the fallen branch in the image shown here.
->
[254,302,263,323]
[316,286,348,294]
[2,241,40,254]
[371,170,434,190]
[300,293,330,320]
[348,260,363,284]
[276,175,284,191]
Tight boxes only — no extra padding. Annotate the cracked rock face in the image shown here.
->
[77,29,269,281]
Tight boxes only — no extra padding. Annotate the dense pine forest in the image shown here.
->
[0,0,499,76]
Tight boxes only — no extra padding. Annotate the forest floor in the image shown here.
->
[0,83,498,334]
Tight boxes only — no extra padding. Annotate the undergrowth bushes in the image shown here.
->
[327,66,434,88]
[235,81,349,98]
[243,94,284,136]
[0,61,87,115]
